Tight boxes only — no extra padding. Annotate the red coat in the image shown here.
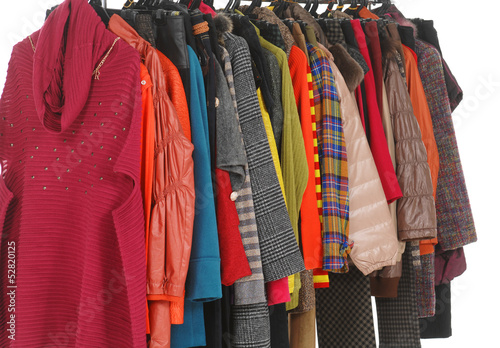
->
[351,19,402,203]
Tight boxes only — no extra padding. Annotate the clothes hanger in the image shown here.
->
[272,0,286,17]
[283,18,294,31]
[281,0,294,15]
[319,0,335,18]
[268,0,279,10]
[180,0,191,9]
[309,0,319,17]
[150,0,163,7]
[277,0,294,17]
[204,0,214,9]
[224,0,234,12]
[190,0,203,10]
[327,0,336,12]
[245,0,262,15]
[304,0,312,12]
[378,0,392,12]
[230,0,241,12]
[89,0,111,25]
[45,5,59,20]
[123,0,135,9]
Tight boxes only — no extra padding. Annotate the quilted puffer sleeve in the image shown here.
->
[385,58,437,241]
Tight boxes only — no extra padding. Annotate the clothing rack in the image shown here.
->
[240,0,390,4]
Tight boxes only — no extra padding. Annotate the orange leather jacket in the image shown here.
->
[109,15,196,347]
[156,50,192,143]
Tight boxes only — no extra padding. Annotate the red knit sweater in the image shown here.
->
[0,1,146,346]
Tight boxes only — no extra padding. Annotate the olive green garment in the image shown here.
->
[304,26,318,47]
[255,25,309,311]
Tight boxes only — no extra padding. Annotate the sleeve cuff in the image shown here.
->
[185,258,222,302]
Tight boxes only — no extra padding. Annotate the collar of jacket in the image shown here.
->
[32,0,117,134]
[108,14,151,64]
[108,14,169,99]
[329,43,364,93]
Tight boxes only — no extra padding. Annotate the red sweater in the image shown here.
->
[0,0,146,346]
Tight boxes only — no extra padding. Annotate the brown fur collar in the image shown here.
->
[329,44,364,93]
[378,26,401,65]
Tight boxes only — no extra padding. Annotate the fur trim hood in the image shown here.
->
[214,12,233,46]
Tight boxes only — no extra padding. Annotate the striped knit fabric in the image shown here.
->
[414,39,476,251]
[307,43,350,273]
[313,270,330,288]
[224,32,305,282]
[219,46,267,305]
[0,3,146,345]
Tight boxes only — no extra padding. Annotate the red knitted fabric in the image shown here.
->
[216,168,252,286]
[0,1,146,346]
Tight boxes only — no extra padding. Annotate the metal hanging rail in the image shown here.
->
[241,0,390,4]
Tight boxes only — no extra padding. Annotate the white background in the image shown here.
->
[0,1,497,347]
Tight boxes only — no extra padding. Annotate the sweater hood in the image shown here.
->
[33,0,116,134]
